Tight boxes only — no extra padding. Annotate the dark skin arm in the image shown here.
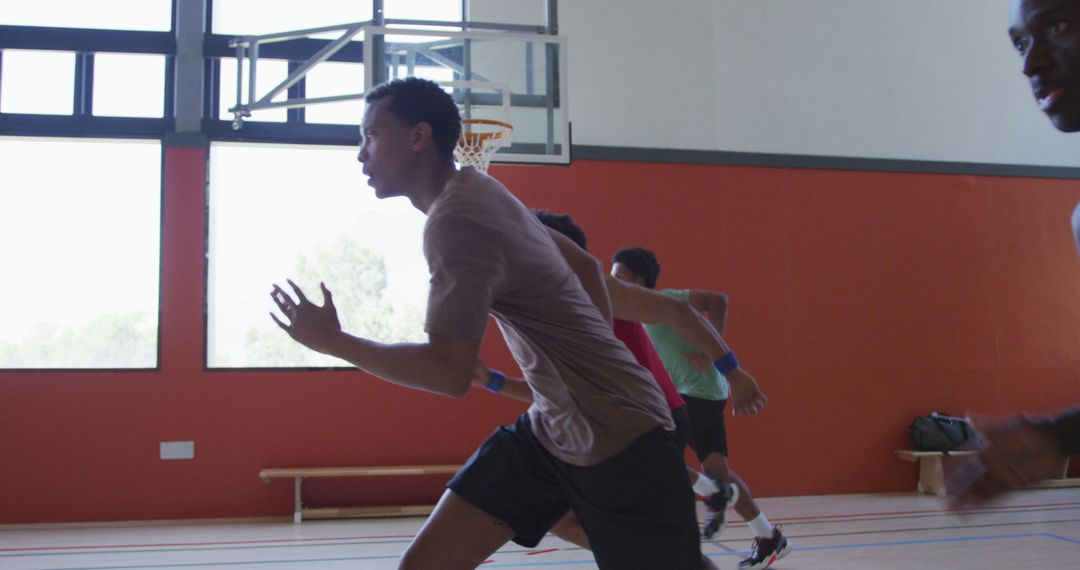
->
[271,279,478,397]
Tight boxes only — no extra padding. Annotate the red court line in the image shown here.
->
[0,533,416,553]
[526,548,560,555]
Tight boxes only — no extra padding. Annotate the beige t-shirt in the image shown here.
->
[424,167,672,466]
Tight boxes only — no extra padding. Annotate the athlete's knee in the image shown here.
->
[397,547,423,570]
[398,543,438,570]
[703,453,730,480]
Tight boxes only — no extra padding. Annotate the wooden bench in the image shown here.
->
[260,465,461,523]
[895,450,1077,497]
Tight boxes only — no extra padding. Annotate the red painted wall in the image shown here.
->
[1,150,1078,524]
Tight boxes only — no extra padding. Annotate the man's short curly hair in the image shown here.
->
[365,77,462,161]
[534,210,589,251]
[611,247,661,289]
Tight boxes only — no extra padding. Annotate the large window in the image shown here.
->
[212,0,375,35]
[0,0,172,31]
[385,0,461,22]
[0,50,76,116]
[207,142,428,368]
[92,53,167,118]
[217,58,289,123]
[0,137,162,369]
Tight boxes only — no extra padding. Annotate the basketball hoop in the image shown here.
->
[455,119,513,173]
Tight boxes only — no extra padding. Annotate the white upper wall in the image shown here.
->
[561,0,1080,167]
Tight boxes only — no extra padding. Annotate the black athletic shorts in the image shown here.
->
[683,395,729,461]
[671,404,692,450]
[448,413,703,569]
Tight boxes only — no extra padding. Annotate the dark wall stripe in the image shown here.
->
[571,145,1080,181]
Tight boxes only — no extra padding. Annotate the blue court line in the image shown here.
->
[352,533,1080,569]
[31,531,1079,570]
[474,561,598,568]
[706,540,738,553]
[433,533,1080,568]
[783,531,1072,554]
[1047,532,1080,545]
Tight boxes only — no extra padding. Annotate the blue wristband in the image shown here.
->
[485,370,506,393]
[714,352,739,375]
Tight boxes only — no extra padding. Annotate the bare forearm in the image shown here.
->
[689,290,728,336]
[327,332,474,397]
[666,303,731,359]
[608,279,732,359]
[707,304,728,337]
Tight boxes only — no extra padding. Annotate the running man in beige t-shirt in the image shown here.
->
[269,77,713,569]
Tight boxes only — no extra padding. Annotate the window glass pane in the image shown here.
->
[0,137,161,369]
[385,0,461,22]
[218,58,288,123]
[467,0,545,27]
[304,61,364,125]
[213,0,374,35]
[92,53,166,118]
[392,65,454,85]
[0,0,171,31]
[208,142,428,368]
[0,50,75,115]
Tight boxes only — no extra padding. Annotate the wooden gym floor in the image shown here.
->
[1,489,1077,569]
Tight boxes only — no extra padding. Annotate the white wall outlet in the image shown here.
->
[160,441,195,460]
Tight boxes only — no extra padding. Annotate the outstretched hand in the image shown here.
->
[270,279,342,356]
[724,368,767,416]
[948,415,1067,509]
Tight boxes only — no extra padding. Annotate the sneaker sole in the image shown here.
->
[738,537,791,570]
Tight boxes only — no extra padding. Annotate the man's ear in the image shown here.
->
[410,121,434,152]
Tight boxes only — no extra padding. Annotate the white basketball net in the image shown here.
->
[455,120,513,173]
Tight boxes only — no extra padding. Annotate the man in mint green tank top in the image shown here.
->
[639,288,730,402]
[612,247,791,570]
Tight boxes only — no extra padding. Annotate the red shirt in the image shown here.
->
[613,319,685,412]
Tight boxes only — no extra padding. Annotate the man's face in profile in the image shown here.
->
[1009,0,1080,131]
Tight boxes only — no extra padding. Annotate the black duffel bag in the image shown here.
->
[909,412,978,452]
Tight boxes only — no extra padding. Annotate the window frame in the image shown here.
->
[201,0,556,147]
[0,24,176,139]
[0,5,174,371]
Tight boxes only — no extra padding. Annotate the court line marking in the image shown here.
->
[9,498,1077,555]
[7,499,1077,555]
[0,534,416,553]
[8,501,1076,555]
[15,524,1080,569]
[8,516,1079,560]
[704,517,1080,547]
[1046,532,1080,545]
[781,531,1079,553]
[493,533,1080,568]
[754,505,1080,531]
[766,500,1080,523]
